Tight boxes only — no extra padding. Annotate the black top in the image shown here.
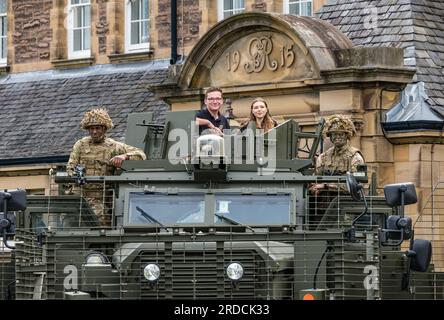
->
[196,108,231,134]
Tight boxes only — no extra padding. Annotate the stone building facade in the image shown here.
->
[1,0,326,73]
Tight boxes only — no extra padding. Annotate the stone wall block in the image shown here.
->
[13,0,53,63]
[395,161,420,185]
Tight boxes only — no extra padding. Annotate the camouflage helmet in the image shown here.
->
[323,114,356,139]
[80,108,114,130]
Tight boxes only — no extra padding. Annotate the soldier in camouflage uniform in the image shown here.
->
[315,114,364,176]
[309,115,365,227]
[310,114,364,194]
[66,108,146,226]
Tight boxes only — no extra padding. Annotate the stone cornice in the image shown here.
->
[384,130,444,144]
[320,66,416,85]
[155,66,415,103]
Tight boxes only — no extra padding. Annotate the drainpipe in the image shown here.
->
[170,0,178,65]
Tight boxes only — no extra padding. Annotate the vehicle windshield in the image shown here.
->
[128,192,205,225]
[214,194,291,225]
[127,192,292,226]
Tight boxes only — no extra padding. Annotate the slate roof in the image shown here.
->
[0,62,170,162]
[317,0,444,114]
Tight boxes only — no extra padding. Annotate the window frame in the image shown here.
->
[123,187,296,228]
[217,0,245,22]
[67,0,91,60]
[283,0,313,16]
[0,0,7,66]
[125,0,150,53]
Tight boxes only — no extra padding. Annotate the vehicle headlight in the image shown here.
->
[85,251,109,265]
[226,262,244,281]
[143,263,161,282]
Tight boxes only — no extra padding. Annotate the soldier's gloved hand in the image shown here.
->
[110,154,128,168]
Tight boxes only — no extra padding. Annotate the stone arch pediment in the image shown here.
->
[178,12,353,90]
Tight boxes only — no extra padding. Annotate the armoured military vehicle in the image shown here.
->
[0,110,440,300]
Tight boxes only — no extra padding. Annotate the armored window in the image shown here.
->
[284,0,313,16]
[0,0,6,66]
[125,0,150,53]
[127,192,206,226]
[67,0,91,59]
[215,194,292,225]
[218,0,245,21]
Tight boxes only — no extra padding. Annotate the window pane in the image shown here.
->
[142,0,149,18]
[83,28,90,50]
[0,17,6,36]
[214,194,291,225]
[0,0,6,14]
[74,29,82,51]
[301,1,312,16]
[224,0,233,11]
[131,0,140,21]
[84,5,90,27]
[235,0,244,10]
[1,38,6,59]
[128,193,206,225]
[71,0,80,5]
[73,7,81,28]
[141,20,149,43]
[224,11,232,19]
[289,2,300,15]
[131,21,140,44]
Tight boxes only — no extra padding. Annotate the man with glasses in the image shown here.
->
[196,87,230,135]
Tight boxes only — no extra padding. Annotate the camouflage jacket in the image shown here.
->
[315,145,364,175]
[66,136,146,176]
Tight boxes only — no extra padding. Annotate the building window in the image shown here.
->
[125,0,150,53]
[284,0,313,16]
[0,0,6,65]
[68,0,91,59]
[218,0,245,21]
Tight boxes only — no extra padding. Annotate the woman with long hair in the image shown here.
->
[240,97,277,133]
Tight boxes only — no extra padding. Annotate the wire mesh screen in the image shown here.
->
[14,233,364,300]
[2,179,444,300]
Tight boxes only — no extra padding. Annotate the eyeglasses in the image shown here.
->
[207,98,223,101]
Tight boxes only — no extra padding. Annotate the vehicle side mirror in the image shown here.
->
[0,189,26,250]
[384,183,417,207]
[0,189,27,212]
[346,172,369,238]
[346,172,363,201]
[410,239,432,272]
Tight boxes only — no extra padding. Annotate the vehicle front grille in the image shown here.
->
[138,246,266,299]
